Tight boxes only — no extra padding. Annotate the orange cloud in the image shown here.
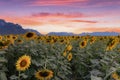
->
[75,27,120,33]
[0,16,43,26]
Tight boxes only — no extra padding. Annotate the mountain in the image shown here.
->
[79,32,120,36]
[47,32,76,36]
[0,19,40,35]
[47,32,120,36]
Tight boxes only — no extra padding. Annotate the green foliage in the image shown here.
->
[5,41,72,80]
[0,50,7,80]
[1,35,120,80]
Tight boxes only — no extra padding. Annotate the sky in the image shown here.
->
[0,0,120,34]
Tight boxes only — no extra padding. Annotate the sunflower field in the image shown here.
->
[1,32,120,80]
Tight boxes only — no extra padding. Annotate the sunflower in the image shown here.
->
[16,39,23,44]
[35,69,53,80]
[50,39,54,44]
[6,35,11,39]
[112,72,119,80]
[0,46,8,50]
[59,39,65,44]
[67,53,72,61]
[106,40,118,51]
[0,36,2,41]
[24,32,36,40]
[66,45,72,51]
[46,39,50,43]
[90,37,96,44]
[63,51,67,57]
[7,39,14,45]
[1,40,11,46]
[12,36,18,40]
[80,40,87,48]
[16,55,31,71]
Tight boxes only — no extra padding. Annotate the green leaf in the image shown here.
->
[20,73,28,79]
[10,75,18,80]
[0,57,7,63]
[91,75,102,80]
[0,72,7,80]
[0,51,6,55]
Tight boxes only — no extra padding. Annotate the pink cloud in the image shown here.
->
[28,0,87,6]
[0,16,43,26]
[27,0,120,8]
[31,12,87,18]
[69,20,97,23]
[92,0,120,7]
[0,11,94,27]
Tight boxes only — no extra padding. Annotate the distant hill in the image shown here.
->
[0,19,40,35]
[47,32,76,36]
[79,32,120,36]
[47,32,120,36]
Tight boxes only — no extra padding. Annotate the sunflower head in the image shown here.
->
[12,36,17,40]
[90,38,96,44]
[63,51,67,57]
[66,45,72,51]
[59,39,65,44]
[112,72,119,80]
[0,36,2,40]
[35,69,53,80]
[16,39,23,44]
[16,55,31,71]
[67,53,72,61]
[24,32,36,40]
[80,40,87,48]
[6,35,11,39]
[106,40,118,51]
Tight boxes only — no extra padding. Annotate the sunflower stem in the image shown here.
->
[44,52,47,69]
[18,71,21,80]
[44,58,47,69]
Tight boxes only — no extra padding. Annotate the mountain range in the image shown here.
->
[0,19,120,36]
[0,19,40,35]
[47,32,120,36]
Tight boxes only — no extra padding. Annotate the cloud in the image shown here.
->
[28,0,87,6]
[0,11,98,28]
[0,11,95,28]
[0,16,43,26]
[1,0,120,8]
[31,12,87,18]
[69,20,97,23]
[27,0,120,8]
[90,0,120,7]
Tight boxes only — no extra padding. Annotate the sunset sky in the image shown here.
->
[0,0,120,34]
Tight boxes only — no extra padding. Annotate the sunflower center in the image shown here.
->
[20,60,27,67]
[0,37,2,39]
[18,40,22,42]
[69,55,72,58]
[39,71,49,77]
[13,36,16,39]
[81,42,85,46]
[26,33,34,38]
